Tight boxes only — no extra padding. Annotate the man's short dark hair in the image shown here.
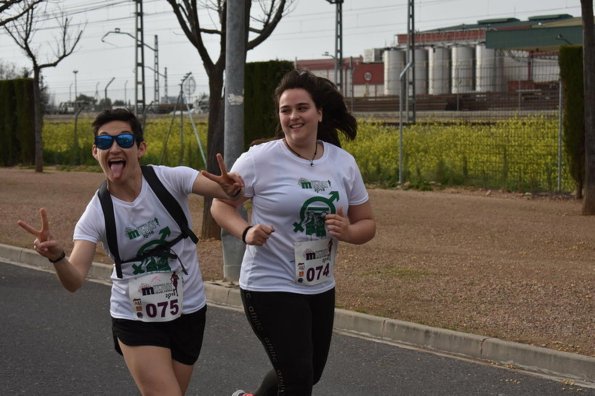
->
[92,108,144,144]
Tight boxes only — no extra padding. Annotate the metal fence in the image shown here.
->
[348,53,573,193]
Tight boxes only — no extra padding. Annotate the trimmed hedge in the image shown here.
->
[559,46,584,196]
[244,60,294,148]
[0,78,35,165]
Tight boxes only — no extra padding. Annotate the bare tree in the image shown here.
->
[0,60,27,79]
[0,0,43,27]
[581,0,595,213]
[167,0,294,239]
[4,2,82,172]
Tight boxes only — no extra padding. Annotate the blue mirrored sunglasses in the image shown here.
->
[94,133,136,150]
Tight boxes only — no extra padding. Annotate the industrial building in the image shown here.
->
[296,13,582,112]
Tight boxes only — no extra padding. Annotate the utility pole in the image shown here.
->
[407,0,416,123]
[105,77,115,109]
[221,0,248,282]
[326,0,343,93]
[134,0,146,115]
[224,1,246,165]
[399,0,416,186]
[153,35,159,104]
[146,63,166,104]
[163,67,168,102]
[102,29,160,108]
[179,73,191,165]
[73,70,78,103]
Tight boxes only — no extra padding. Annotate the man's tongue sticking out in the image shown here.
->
[109,160,125,178]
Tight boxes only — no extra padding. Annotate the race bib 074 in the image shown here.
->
[294,238,336,286]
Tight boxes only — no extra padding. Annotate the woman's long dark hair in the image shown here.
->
[273,69,357,147]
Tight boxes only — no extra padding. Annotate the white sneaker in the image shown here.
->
[232,391,254,396]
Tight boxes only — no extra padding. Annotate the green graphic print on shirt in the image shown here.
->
[292,178,339,238]
[125,218,173,275]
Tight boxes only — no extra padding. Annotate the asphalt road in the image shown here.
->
[1,262,592,396]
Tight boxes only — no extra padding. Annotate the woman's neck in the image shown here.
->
[283,138,320,166]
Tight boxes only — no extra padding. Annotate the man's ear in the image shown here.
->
[137,141,147,158]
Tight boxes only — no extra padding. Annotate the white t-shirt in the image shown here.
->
[231,139,369,294]
[74,165,206,320]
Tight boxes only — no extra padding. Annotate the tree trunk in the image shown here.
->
[33,67,43,173]
[200,67,226,239]
[581,0,595,213]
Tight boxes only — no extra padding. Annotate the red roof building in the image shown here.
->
[295,57,384,98]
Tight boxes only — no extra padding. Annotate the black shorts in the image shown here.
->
[112,306,207,365]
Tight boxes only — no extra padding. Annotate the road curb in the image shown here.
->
[1,242,593,385]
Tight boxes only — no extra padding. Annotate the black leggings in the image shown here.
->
[240,288,335,396]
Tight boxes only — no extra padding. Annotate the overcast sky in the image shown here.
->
[0,0,581,105]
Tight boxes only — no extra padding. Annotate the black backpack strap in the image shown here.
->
[97,181,124,278]
[96,166,198,279]
[141,165,199,244]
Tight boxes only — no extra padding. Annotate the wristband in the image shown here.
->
[49,251,66,264]
[241,226,252,244]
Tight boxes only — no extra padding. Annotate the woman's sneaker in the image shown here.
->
[232,391,254,396]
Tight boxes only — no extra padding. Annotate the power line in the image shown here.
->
[2,1,579,58]
[1,0,581,104]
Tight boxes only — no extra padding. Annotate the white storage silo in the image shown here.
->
[414,48,428,95]
[476,44,504,92]
[428,47,450,95]
[503,50,529,83]
[532,57,559,83]
[384,48,404,96]
[451,46,474,93]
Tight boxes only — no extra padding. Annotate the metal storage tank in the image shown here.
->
[503,51,529,83]
[451,46,474,93]
[476,44,503,92]
[383,48,404,96]
[428,47,450,95]
[532,57,559,83]
[414,48,428,95]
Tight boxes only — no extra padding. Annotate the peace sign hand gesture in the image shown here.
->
[200,153,244,199]
[17,208,64,262]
